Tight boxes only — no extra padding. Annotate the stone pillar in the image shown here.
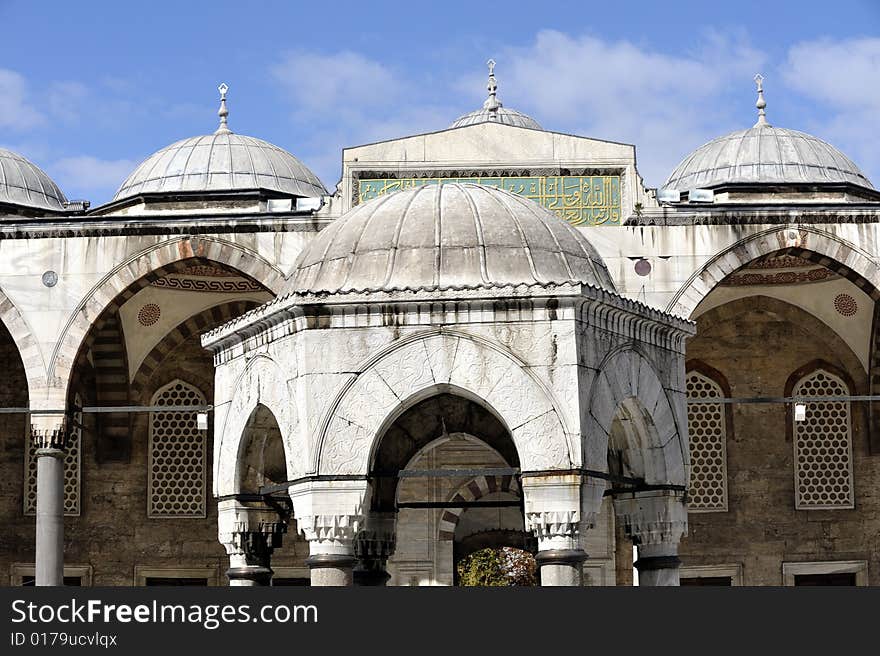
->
[353,512,396,586]
[32,414,69,587]
[288,479,368,587]
[522,473,602,587]
[218,499,287,586]
[613,489,687,587]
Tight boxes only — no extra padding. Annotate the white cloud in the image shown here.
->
[781,37,880,185]
[496,30,765,186]
[0,68,45,131]
[50,156,137,200]
[271,34,768,190]
[272,51,403,113]
[271,50,457,187]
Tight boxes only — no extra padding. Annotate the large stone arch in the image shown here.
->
[0,290,43,400]
[47,235,284,407]
[586,345,687,487]
[315,331,575,476]
[214,354,304,496]
[667,225,880,319]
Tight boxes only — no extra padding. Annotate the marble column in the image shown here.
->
[288,479,368,587]
[522,473,602,586]
[353,512,396,586]
[32,414,69,587]
[612,489,687,587]
[218,499,287,586]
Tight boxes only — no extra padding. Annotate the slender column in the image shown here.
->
[218,499,287,586]
[32,414,69,587]
[288,480,368,587]
[522,473,602,586]
[353,512,396,586]
[612,489,687,587]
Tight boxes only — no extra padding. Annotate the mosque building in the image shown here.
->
[2,62,878,586]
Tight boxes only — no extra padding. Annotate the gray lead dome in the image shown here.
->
[287,183,614,295]
[0,148,67,211]
[663,125,874,192]
[113,133,328,203]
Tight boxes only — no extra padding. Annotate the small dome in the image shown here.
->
[113,84,327,204]
[0,148,67,211]
[663,125,873,191]
[451,106,543,130]
[286,183,614,295]
[113,133,328,202]
[663,76,872,192]
[450,60,543,131]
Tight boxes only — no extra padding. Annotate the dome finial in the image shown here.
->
[215,82,232,135]
[483,59,502,116]
[754,73,770,127]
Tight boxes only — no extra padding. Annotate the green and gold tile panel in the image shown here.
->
[357,175,621,226]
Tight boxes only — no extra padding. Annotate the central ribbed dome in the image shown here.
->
[286,183,614,295]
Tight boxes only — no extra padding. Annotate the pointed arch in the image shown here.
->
[586,346,688,487]
[214,355,302,497]
[667,226,880,319]
[48,236,283,403]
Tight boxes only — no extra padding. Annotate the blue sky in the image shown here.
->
[1,0,878,205]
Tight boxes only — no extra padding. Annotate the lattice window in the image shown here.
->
[792,369,854,510]
[148,381,206,518]
[686,371,728,512]
[24,400,82,516]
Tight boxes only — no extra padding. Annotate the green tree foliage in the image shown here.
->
[457,547,537,586]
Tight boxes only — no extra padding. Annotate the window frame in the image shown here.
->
[679,563,743,586]
[785,361,856,511]
[134,565,218,586]
[11,563,92,586]
[782,560,867,586]
[685,361,733,513]
[147,379,207,519]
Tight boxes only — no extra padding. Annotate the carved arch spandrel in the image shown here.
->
[315,330,576,476]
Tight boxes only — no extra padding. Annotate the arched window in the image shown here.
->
[148,380,206,518]
[25,394,82,517]
[790,367,854,510]
[686,367,730,512]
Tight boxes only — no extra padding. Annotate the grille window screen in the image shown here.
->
[25,401,82,516]
[148,381,206,518]
[792,369,854,509]
[686,371,728,512]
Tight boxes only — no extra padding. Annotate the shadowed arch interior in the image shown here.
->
[237,404,287,494]
[607,396,658,486]
[370,393,519,511]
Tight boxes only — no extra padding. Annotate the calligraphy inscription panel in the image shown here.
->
[358,175,622,226]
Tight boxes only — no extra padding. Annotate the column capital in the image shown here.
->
[218,499,288,586]
[30,414,70,453]
[521,472,604,550]
[287,479,368,553]
[612,488,688,547]
[218,499,286,549]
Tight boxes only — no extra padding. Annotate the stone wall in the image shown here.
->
[678,295,880,585]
